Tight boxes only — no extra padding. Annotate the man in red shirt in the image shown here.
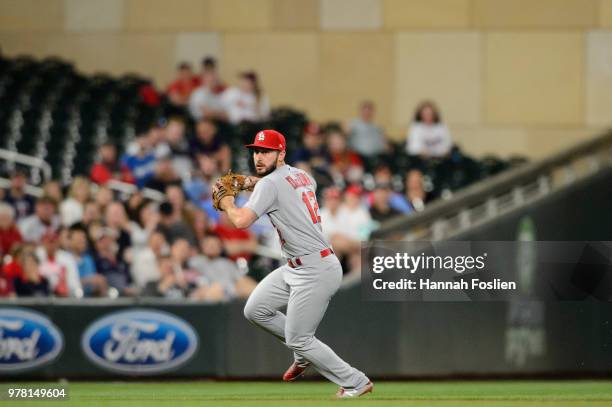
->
[0,202,22,258]
[166,62,200,107]
[90,143,135,185]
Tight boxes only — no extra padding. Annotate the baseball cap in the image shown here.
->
[245,130,286,151]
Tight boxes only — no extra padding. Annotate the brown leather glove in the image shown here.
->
[212,171,254,211]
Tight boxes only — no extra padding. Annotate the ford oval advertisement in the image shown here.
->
[81,309,198,374]
[0,308,64,372]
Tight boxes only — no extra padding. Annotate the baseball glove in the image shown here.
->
[212,171,254,211]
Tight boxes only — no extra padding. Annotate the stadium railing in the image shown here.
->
[0,147,52,183]
[373,130,612,241]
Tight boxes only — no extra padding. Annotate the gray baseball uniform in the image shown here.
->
[243,164,369,389]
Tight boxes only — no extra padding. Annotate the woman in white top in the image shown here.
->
[60,176,91,227]
[406,101,452,158]
[222,71,270,125]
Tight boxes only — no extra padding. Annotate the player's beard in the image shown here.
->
[255,153,279,176]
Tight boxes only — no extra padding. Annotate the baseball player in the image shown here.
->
[213,129,373,398]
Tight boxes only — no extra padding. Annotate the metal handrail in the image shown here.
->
[373,130,612,238]
[0,149,165,202]
[0,148,52,181]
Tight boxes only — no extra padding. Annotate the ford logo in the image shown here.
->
[82,309,198,374]
[0,308,64,372]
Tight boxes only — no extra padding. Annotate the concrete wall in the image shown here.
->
[1,0,611,158]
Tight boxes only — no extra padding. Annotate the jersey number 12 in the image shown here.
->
[301,191,321,224]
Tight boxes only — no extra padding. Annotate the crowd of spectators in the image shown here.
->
[0,55,454,300]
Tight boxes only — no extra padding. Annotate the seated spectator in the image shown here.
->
[42,180,64,205]
[189,234,256,301]
[14,252,50,297]
[3,170,35,220]
[214,212,257,261]
[154,257,184,298]
[165,184,203,240]
[199,56,226,92]
[366,164,412,214]
[60,176,91,227]
[222,71,270,125]
[341,185,373,241]
[347,100,388,158]
[167,184,198,224]
[157,201,197,246]
[189,57,228,121]
[320,186,371,274]
[18,196,59,243]
[121,131,157,188]
[149,119,172,158]
[154,239,197,299]
[143,156,181,193]
[369,182,401,224]
[58,226,71,251]
[94,186,114,213]
[190,119,231,173]
[291,123,333,187]
[0,203,22,258]
[125,191,145,222]
[406,101,452,158]
[104,202,133,263]
[130,201,160,249]
[68,226,107,297]
[36,230,81,297]
[130,232,170,296]
[81,200,102,227]
[327,129,364,185]
[90,143,134,185]
[166,62,200,107]
[192,208,212,243]
[86,220,103,246]
[93,227,134,296]
[185,154,219,222]
[320,187,344,241]
[405,169,429,211]
[164,116,193,177]
[131,231,167,292]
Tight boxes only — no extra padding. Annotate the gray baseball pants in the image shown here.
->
[243,253,369,389]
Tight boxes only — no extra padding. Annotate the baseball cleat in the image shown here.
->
[282,361,311,382]
[336,381,374,398]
